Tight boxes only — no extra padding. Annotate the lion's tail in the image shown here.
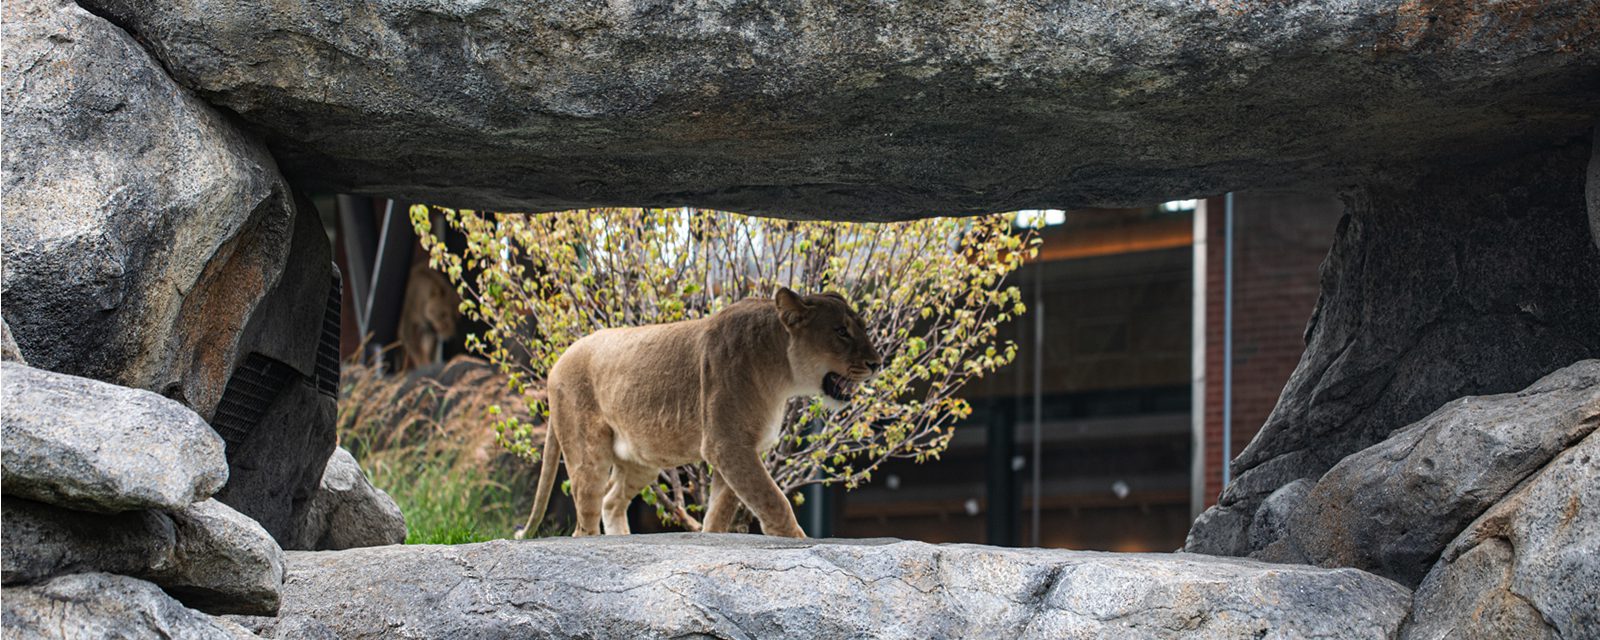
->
[517,417,562,539]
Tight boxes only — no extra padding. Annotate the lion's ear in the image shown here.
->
[775,287,811,327]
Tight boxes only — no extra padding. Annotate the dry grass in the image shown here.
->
[338,354,566,543]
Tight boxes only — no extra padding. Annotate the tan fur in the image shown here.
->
[399,263,460,371]
[521,288,881,538]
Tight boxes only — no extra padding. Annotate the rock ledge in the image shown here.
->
[262,534,1411,639]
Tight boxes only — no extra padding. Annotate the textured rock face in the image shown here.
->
[1,572,258,640]
[0,499,284,616]
[1188,144,1600,556]
[1,320,23,364]
[229,614,340,640]
[0,362,228,512]
[1,0,294,416]
[0,500,283,615]
[262,535,1411,639]
[79,0,1600,218]
[1247,478,1311,564]
[144,500,285,616]
[1403,430,1600,640]
[1280,360,1599,587]
[2,0,342,546]
[0,499,178,585]
[286,447,407,551]
[1588,123,1599,250]
[207,190,341,545]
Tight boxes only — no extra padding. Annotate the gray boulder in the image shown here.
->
[0,498,283,616]
[1,572,258,640]
[1403,429,1600,639]
[1246,478,1311,564]
[1189,145,1600,556]
[0,362,228,512]
[0,499,177,585]
[286,447,407,550]
[1,0,295,418]
[267,535,1411,639]
[144,500,285,616]
[227,614,340,640]
[205,196,340,545]
[79,0,1600,219]
[1,319,23,364]
[2,0,344,549]
[1281,360,1599,586]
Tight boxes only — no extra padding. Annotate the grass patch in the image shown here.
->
[339,355,563,544]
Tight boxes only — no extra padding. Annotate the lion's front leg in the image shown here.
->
[704,444,804,538]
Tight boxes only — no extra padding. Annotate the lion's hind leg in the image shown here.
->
[601,461,659,535]
[557,406,613,537]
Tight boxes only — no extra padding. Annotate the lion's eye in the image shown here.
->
[835,326,850,339]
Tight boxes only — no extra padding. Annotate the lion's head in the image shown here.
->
[775,287,882,405]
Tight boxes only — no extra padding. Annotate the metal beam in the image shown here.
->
[986,403,1017,546]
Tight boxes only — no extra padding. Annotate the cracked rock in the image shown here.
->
[261,534,1410,639]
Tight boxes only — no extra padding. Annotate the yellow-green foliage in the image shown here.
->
[412,206,1036,528]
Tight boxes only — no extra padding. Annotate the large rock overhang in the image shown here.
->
[82,0,1600,220]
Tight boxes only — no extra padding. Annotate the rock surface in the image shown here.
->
[263,535,1411,639]
[207,192,341,545]
[229,614,340,640]
[1403,429,1600,640]
[80,0,1600,218]
[1588,123,1599,250]
[1,319,23,363]
[1246,478,1311,564]
[1188,144,1600,556]
[144,500,285,616]
[0,499,177,585]
[286,447,407,551]
[1281,360,1599,586]
[1,572,258,640]
[1,0,294,416]
[0,362,228,512]
[0,499,282,616]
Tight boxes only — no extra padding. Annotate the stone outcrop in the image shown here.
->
[1,320,23,364]
[1,0,294,416]
[1,573,258,640]
[1,499,178,585]
[0,499,284,617]
[286,447,407,551]
[0,360,284,622]
[1,0,342,544]
[144,500,285,616]
[1403,429,1600,640]
[207,191,341,544]
[229,614,340,640]
[260,535,1411,639]
[1274,360,1599,587]
[1588,123,1599,250]
[1246,478,1311,565]
[1188,144,1600,556]
[1,362,228,513]
[77,0,1600,219]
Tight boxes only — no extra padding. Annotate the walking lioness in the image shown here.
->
[521,288,881,538]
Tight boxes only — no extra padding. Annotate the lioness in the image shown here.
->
[399,263,460,370]
[522,288,881,538]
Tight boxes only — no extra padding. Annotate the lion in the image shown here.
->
[520,287,882,538]
[398,262,461,371]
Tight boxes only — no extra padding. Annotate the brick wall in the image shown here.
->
[1201,192,1344,506]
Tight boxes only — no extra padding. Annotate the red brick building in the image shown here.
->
[1196,193,1343,512]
